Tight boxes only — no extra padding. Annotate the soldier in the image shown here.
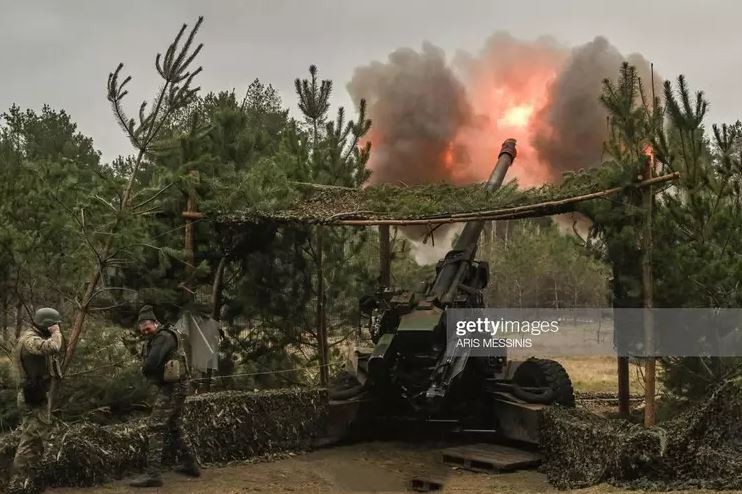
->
[10,307,64,486]
[130,305,200,488]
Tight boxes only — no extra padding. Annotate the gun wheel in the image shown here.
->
[512,358,575,407]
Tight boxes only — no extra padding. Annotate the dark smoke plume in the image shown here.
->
[347,34,660,262]
[533,36,660,178]
[348,34,661,187]
[347,42,474,185]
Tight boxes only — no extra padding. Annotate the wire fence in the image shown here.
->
[65,357,343,383]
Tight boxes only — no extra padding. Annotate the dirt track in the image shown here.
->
[49,441,736,494]
[44,358,718,493]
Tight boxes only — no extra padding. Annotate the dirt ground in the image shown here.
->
[49,441,735,494]
[47,357,695,494]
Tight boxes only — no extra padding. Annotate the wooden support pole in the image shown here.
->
[185,202,195,278]
[615,264,631,418]
[316,226,329,386]
[182,211,205,220]
[379,224,391,287]
[205,256,227,393]
[618,356,630,417]
[643,158,656,427]
[642,65,658,427]
[183,170,199,302]
[337,172,679,226]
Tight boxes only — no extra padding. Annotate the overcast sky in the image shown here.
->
[1,0,739,162]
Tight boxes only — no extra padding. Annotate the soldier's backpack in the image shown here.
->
[12,328,63,405]
[160,326,191,383]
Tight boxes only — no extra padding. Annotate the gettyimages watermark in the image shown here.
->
[446,308,742,358]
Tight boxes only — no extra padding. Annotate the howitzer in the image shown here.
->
[364,139,517,415]
[429,138,517,306]
[329,138,574,444]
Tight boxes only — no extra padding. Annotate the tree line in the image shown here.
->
[1,18,741,430]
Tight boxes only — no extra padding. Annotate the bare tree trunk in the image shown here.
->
[205,256,227,393]
[618,356,630,417]
[316,226,329,386]
[64,145,150,372]
[184,204,195,286]
[2,293,8,341]
[211,257,227,320]
[15,300,23,338]
[613,258,633,418]
[379,225,391,287]
[64,256,104,371]
[63,16,205,371]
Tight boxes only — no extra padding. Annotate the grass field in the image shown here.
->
[559,356,646,394]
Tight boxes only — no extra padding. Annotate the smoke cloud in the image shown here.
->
[347,33,660,263]
[348,34,660,188]
[532,37,659,178]
[346,42,473,186]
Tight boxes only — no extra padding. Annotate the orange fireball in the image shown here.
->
[452,60,561,188]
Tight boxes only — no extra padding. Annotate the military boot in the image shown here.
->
[129,472,163,488]
[174,461,201,477]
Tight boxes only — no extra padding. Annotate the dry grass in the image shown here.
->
[559,356,646,394]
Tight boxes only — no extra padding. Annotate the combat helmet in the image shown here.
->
[33,307,61,329]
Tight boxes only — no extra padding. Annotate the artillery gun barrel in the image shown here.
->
[429,138,517,305]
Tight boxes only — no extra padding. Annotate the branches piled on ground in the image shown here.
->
[0,388,327,492]
[541,381,742,490]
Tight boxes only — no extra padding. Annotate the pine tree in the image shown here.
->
[593,63,742,398]
[295,65,332,146]
[0,105,107,341]
[62,17,205,369]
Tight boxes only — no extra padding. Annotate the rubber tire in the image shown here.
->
[512,358,575,407]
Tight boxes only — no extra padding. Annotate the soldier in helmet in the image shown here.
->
[10,307,64,485]
[129,305,200,488]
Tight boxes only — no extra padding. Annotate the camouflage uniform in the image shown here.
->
[145,378,196,476]
[141,324,198,479]
[12,326,63,474]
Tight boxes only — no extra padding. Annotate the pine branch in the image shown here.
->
[64,17,205,372]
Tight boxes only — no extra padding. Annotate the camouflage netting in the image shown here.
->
[216,165,655,225]
[541,381,742,490]
[0,388,327,493]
